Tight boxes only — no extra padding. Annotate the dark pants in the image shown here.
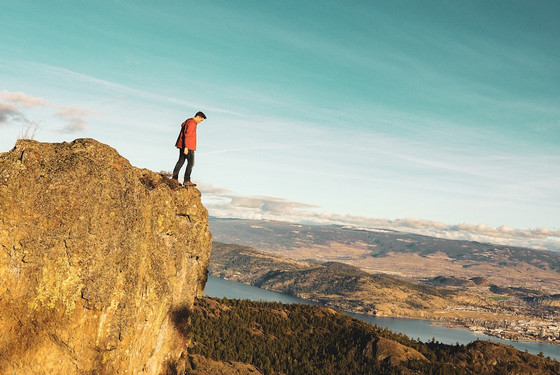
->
[172,149,195,182]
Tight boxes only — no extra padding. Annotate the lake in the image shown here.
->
[204,275,560,361]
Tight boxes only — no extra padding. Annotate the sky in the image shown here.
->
[1,0,559,251]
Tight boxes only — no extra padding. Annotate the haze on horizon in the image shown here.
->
[1,1,559,251]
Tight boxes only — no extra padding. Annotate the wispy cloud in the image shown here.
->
[0,102,23,124]
[55,106,92,133]
[23,63,242,117]
[1,90,49,108]
[0,90,94,133]
[200,183,560,252]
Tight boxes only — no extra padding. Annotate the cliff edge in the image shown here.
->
[0,139,212,374]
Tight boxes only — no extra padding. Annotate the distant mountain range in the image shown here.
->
[209,217,560,293]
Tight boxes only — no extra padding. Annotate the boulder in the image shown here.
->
[0,139,212,374]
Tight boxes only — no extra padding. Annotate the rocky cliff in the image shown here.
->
[0,139,212,374]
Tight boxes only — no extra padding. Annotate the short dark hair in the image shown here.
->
[195,111,207,119]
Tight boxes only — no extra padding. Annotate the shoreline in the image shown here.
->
[236,278,560,347]
[430,321,560,346]
[206,275,560,362]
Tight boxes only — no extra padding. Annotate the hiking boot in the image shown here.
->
[170,178,179,184]
[183,181,197,187]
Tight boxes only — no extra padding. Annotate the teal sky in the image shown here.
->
[1,1,559,249]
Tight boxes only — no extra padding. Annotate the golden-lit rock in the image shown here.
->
[0,138,212,374]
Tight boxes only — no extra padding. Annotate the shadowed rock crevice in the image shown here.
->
[0,138,212,374]
[170,305,192,338]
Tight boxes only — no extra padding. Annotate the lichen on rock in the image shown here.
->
[0,138,212,374]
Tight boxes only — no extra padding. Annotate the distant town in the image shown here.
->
[441,310,560,345]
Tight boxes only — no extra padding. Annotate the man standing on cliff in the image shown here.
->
[172,111,206,187]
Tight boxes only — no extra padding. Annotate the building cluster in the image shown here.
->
[453,316,560,344]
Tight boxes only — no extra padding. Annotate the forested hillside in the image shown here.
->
[181,298,560,375]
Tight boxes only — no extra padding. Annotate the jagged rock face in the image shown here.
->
[0,139,212,374]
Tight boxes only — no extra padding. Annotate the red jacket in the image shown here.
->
[175,118,197,150]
